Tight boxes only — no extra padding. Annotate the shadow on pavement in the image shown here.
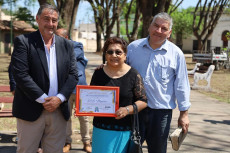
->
[204,119,230,125]
[0,132,17,153]
[186,131,230,152]
[180,143,228,152]
[0,132,17,144]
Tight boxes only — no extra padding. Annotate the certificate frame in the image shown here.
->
[75,85,120,117]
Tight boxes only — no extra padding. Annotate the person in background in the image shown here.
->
[90,37,147,153]
[127,12,191,153]
[56,28,92,153]
[11,3,78,153]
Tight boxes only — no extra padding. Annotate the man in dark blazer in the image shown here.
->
[11,4,78,153]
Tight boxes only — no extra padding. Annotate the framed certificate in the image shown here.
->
[75,85,120,117]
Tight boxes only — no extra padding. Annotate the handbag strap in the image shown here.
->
[132,103,141,140]
[132,103,139,132]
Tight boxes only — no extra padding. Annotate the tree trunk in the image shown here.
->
[37,0,55,7]
[87,0,104,53]
[68,0,80,38]
[130,0,141,42]
[95,23,102,53]
[116,16,120,37]
[56,0,80,37]
[88,0,127,51]
[197,38,204,53]
[125,0,141,42]
[104,0,126,40]
[140,0,154,38]
[140,0,180,38]
[176,32,183,49]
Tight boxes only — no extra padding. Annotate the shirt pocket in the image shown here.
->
[157,65,174,85]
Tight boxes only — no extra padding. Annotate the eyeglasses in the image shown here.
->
[106,50,124,56]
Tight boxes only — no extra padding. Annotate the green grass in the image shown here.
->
[188,66,230,103]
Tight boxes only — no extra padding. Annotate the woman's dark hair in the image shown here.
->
[102,37,128,64]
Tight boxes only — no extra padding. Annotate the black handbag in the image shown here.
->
[127,103,143,153]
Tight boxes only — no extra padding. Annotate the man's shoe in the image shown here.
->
[83,142,92,153]
[63,143,71,153]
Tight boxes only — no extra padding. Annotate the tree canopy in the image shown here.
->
[192,0,229,52]
[14,7,37,29]
[171,7,193,49]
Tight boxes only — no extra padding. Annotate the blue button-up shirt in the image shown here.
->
[127,37,191,111]
[36,34,66,103]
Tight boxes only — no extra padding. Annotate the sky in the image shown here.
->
[2,0,198,28]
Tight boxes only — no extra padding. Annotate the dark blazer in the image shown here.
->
[11,30,78,121]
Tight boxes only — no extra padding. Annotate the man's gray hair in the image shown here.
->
[37,3,59,17]
[151,12,173,30]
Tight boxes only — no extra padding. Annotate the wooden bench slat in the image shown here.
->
[0,86,11,92]
[0,86,13,117]
[0,109,12,112]
[0,109,13,117]
[0,112,13,117]
[0,97,14,103]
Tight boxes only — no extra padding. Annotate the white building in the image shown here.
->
[182,13,230,53]
[77,23,104,40]
[72,23,104,52]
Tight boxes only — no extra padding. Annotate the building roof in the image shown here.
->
[0,20,36,32]
[0,10,11,21]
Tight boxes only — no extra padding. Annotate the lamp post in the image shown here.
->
[0,6,2,53]
[9,0,13,55]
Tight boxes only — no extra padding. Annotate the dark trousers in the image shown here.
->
[139,107,172,153]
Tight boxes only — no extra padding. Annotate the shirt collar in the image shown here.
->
[39,32,56,47]
[142,36,168,52]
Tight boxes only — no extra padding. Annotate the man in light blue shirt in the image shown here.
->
[127,12,191,153]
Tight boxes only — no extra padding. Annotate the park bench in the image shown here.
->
[187,63,210,75]
[191,65,215,90]
[0,86,13,117]
[187,63,201,75]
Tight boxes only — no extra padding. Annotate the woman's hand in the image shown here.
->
[115,107,129,120]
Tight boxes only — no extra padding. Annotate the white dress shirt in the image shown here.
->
[36,34,66,103]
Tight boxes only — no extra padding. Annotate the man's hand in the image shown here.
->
[43,96,62,112]
[95,64,105,70]
[178,110,189,134]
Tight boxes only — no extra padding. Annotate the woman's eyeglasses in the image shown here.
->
[106,50,124,56]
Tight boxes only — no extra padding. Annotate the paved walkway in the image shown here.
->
[0,52,230,153]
